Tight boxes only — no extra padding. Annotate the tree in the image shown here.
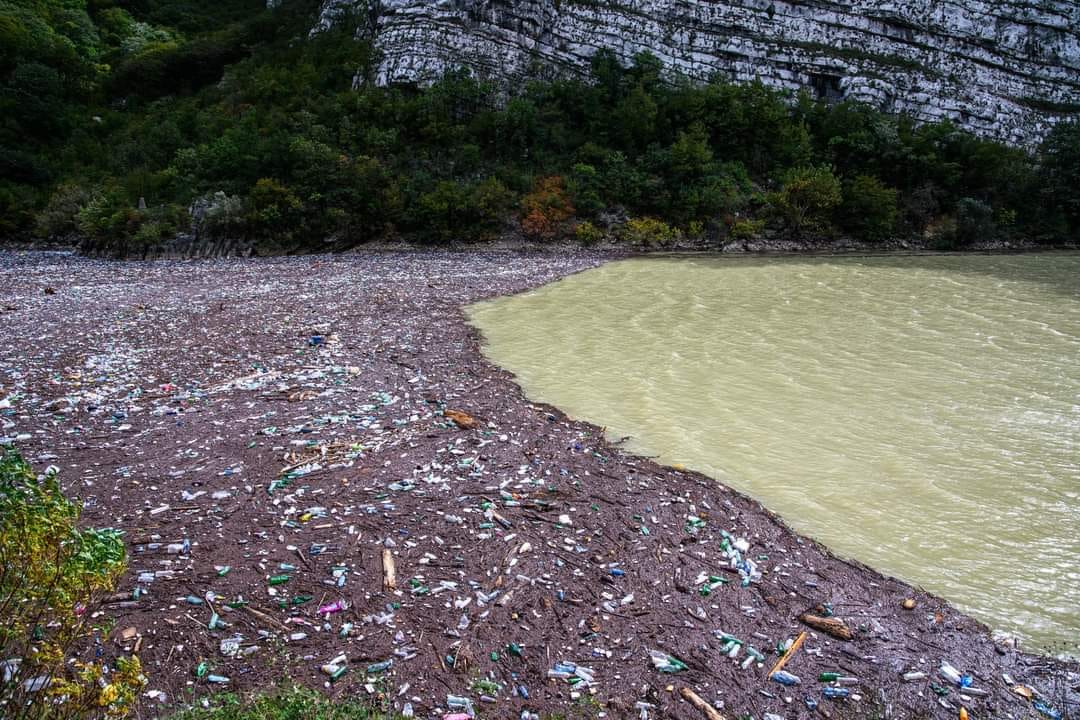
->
[768,165,842,235]
[839,175,898,241]
[1040,120,1080,233]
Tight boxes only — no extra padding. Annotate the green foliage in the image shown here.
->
[730,218,765,241]
[1040,120,1080,234]
[839,175,898,241]
[622,216,680,247]
[768,165,842,235]
[1,0,1077,248]
[0,447,141,719]
[415,177,511,242]
[954,197,996,245]
[574,220,605,245]
[167,685,402,720]
[36,184,94,239]
[567,163,604,218]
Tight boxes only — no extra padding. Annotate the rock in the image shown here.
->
[322,0,1080,145]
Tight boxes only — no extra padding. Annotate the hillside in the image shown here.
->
[1,0,1079,255]
[354,0,1080,145]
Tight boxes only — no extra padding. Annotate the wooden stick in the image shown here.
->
[799,612,854,640]
[680,687,727,720]
[768,630,807,678]
[382,548,397,590]
[242,605,289,633]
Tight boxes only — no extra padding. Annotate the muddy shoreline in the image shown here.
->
[0,249,1073,719]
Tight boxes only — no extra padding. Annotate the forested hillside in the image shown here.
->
[2,0,1078,255]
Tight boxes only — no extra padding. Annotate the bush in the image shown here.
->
[567,163,604,217]
[35,184,94,240]
[838,174,898,241]
[767,165,842,235]
[622,216,680,247]
[76,192,129,240]
[574,220,605,245]
[247,178,303,241]
[954,197,996,245]
[0,447,142,719]
[729,218,765,241]
[197,191,248,239]
[520,176,575,240]
[411,177,510,242]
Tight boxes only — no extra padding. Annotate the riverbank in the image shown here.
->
[0,249,1072,719]
[15,227,1079,260]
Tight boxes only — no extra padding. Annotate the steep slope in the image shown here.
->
[327,0,1080,144]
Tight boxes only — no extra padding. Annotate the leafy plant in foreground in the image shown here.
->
[0,447,142,719]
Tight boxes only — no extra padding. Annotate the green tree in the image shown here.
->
[769,165,842,235]
[839,175,898,241]
[1040,120,1080,233]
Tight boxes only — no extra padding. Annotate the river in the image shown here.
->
[468,253,1080,654]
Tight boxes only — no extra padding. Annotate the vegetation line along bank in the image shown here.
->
[3,0,1080,256]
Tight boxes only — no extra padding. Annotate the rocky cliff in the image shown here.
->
[319,0,1080,145]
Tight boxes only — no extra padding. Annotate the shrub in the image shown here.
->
[574,220,604,245]
[838,174,898,241]
[35,184,94,240]
[76,193,128,240]
[520,176,575,240]
[247,178,303,240]
[410,177,509,242]
[198,191,248,238]
[568,163,604,217]
[729,218,765,241]
[954,197,996,245]
[0,447,142,719]
[622,216,680,247]
[767,165,842,235]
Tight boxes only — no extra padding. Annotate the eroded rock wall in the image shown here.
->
[328,0,1080,145]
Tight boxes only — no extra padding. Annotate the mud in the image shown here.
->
[0,249,1073,720]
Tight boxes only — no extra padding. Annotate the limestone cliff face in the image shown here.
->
[325,0,1080,144]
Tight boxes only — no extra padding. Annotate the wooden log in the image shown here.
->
[679,687,727,720]
[382,548,397,590]
[444,409,480,429]
[799,612,853,640]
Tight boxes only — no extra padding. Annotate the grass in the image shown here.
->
[166,684,604,720]
[167,686,404,720]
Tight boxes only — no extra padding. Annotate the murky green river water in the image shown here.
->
[468,254,1080,653]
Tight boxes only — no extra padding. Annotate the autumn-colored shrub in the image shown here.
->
[520,176,575,240]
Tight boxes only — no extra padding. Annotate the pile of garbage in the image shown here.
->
[0,249,1074,720]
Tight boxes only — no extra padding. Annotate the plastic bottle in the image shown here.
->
[771,670,801,686]
[1034,701,1062,720]
[823,687,850,699]
[648,649,687,673]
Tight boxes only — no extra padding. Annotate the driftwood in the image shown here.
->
[382,548,397,590]
[799,612,853,640]
[679,687,727,720]
[242,604,289,632]
[444,409,481,429]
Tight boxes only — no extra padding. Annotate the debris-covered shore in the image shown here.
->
[0,249,1073,720]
